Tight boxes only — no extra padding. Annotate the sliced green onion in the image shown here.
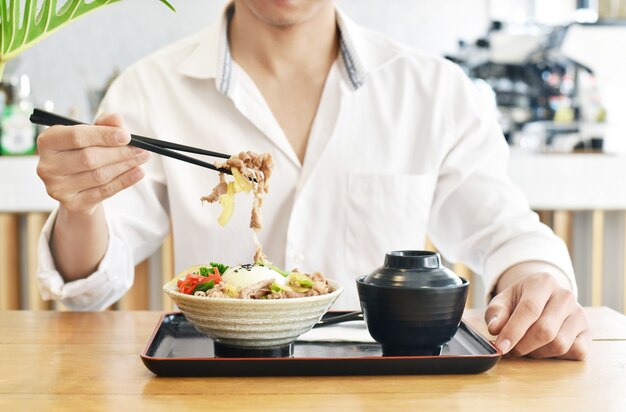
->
[193,281,215,293]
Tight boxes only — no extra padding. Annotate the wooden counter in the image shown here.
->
[1,308,625,411]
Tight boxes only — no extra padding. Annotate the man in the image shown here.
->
[36,0,589,359]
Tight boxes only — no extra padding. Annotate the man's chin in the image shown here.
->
[258,16,302,28]
[238,0,331,28]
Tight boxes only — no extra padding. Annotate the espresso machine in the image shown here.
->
[449,0,626,153]
[449,21,593,150]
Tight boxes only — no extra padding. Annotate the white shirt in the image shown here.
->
[37,6,576,311]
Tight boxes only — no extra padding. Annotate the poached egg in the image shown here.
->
[221,264,288,288]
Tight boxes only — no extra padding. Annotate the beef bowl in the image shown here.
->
[163,264,343,357]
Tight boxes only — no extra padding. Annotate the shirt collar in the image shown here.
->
[335,8,366,90]
[177,4,387,93]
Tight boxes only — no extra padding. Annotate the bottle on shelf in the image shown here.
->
[0,74,37,156]
[0,86,6,156]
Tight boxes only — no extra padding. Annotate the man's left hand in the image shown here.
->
[485,267,590,360]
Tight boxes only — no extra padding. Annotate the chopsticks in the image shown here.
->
[29,108,233,175]
[313,311,364,328]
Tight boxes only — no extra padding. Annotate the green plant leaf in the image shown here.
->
[0,0,176,78]
[158,0,175,12]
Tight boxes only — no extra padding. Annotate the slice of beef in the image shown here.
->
[200,173,227,203]
[205,284,227,298]
[240,278,274,299]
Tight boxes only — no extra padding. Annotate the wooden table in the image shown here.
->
[1,308,625,411]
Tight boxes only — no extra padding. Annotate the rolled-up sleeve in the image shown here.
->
[36,67,170,310]
[427,63,576,300]
[37,208,134,310]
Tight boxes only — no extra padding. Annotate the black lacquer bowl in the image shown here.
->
[356,250,469,356]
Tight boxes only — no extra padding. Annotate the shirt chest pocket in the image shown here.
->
[345,173,437,277]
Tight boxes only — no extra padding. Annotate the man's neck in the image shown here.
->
[229,1,339,79]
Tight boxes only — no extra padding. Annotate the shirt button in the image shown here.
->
[294,252,305,265]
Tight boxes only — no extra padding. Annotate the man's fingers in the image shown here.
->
[527,307,589,359]
[62,151,151,193]
[51,145,146,174]
[510,289,578,356]
[95,112,126,128]
[34,112,139,214]
[485,289,514,335]
[495,277,553,354]
[559,331,591,361]
[38,124,131,152]
[72,167,145,208]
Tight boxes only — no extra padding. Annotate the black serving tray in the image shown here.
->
[141,312,501,377]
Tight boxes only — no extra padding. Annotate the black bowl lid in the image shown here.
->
[362,250,463,288]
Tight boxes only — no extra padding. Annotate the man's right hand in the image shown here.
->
[36,113,150,215]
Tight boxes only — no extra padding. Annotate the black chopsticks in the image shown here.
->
[29,108,233,175]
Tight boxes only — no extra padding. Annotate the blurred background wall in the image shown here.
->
[6,0,577,120]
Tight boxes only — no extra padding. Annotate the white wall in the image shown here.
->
[4,0,582,118]
[6,0,492,119]
[488,0,578,24]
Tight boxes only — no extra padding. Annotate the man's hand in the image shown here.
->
[37,113,150,281]
[37,113,150,216]
[485,263,590,360]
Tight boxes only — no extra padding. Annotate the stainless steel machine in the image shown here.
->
[449,2,626,153]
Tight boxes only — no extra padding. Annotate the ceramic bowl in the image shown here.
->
[163,276,343,356]
[356,251,469,356]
